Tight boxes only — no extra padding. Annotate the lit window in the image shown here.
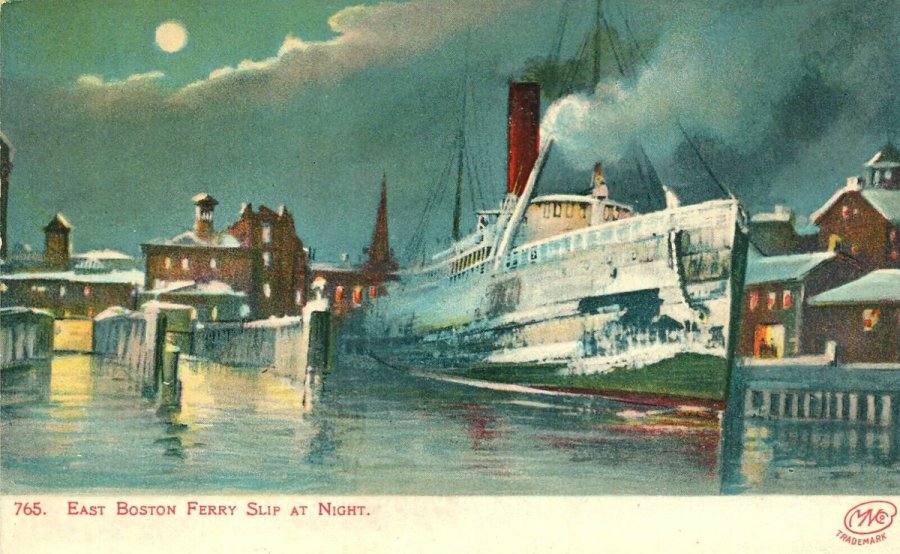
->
[767,291,776,310]
[892,250,899,261]
[891,229,897,243]
[211,306,218,322]
[210,258,218,269]
[749,291,759,311]
[84,286,92,297]
[782,290,792,309]
[263,283,271,299]
[863,308,880,331]
[263,252,272,268]
[262,223,272,244]
[841,205,850,219]
[181,258,190,270]
[850,245,859,255]
[352,287,362,305]
[295,289,303,305]
[164,257,172,269]
[369,286,377,298]
[335,286,344,302]
[59,286,66,297]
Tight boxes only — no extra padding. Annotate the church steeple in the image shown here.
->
[361,173,398,274]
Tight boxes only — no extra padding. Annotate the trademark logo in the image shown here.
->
[835,500,896,546]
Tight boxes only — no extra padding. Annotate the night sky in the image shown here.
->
[1,0,896,263]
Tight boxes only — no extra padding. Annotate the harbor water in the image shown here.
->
[2,354,898,494]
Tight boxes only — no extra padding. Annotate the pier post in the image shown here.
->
[803,393,811,419]
[849,394,858,422]
[867,395,876,425]
[777,393,786,418]
[835,393,844,421]
[881,395,892,427]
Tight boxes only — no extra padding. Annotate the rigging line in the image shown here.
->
[619,8,734,199]
[600,12,628,79]
[551,0,571,62]
[562,35,590,96]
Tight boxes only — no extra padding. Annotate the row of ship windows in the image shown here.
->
[162,253,273,271]
[540,203,588,219]
[504,236,666,270]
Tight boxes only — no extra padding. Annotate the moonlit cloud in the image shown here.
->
[73,0,532,111]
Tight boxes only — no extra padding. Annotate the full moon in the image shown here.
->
[155,21,187,53]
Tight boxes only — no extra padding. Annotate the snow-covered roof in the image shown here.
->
[144,231,241,248]
[531,194,596,204]
[810,183,900,224]
[865,143,900,169]
[0,269,144,286]
[745,252,835,285]
[808,270,900,306]
[73,249,134,261]
[145,280,195,294]
[0,306,54,318]
[73,259,108,271]
[168,280,246,297]
[861,189,900,224]
[794,223,820,236]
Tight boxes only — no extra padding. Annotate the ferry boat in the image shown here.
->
[352,82,749,400]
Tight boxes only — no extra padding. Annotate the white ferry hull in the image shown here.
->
[351,198,749,383]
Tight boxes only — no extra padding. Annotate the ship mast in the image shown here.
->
[592,0,602,88]
[452,89,467,242]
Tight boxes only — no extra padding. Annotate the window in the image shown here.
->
[828,234,842,252]
[369,286,377,298]
[210,306,218,322]
[841,205,850,219]
[565,204,574,218]
[749,291,759,311]
[891,229,897,243]
[767,291,776,310]
[209,258,218,269]
[83,286,92,297]
[263,252,272,268]
[352,287,362,305]
[164,257,172,269]
[553,203,561,217]
[863,308,880,331]
[263,283,271,299]
[59,285,66,297]
[782,290,792,309]
[295,289,303,305]
[335,286,344,302]
[181,258,190,270]
[262,223,272,244]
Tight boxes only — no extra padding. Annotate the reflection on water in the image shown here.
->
[4,354,898,494]
[720,366,900,494]
[2,354,722,494]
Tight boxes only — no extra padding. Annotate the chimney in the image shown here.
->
[591,163,608,199]
[507,82,541,196]
[192,193,218,242]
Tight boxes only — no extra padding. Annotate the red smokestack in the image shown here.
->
[507,82,541,196]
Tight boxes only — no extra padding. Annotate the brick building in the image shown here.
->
[141,193,308,320]
[310,176,398,316]
[805,270,900,363]
[810,143,900,268]
[0,269,144,318]
[739,251,864,358]
[749,205,818,256]
[0,213,143,318]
